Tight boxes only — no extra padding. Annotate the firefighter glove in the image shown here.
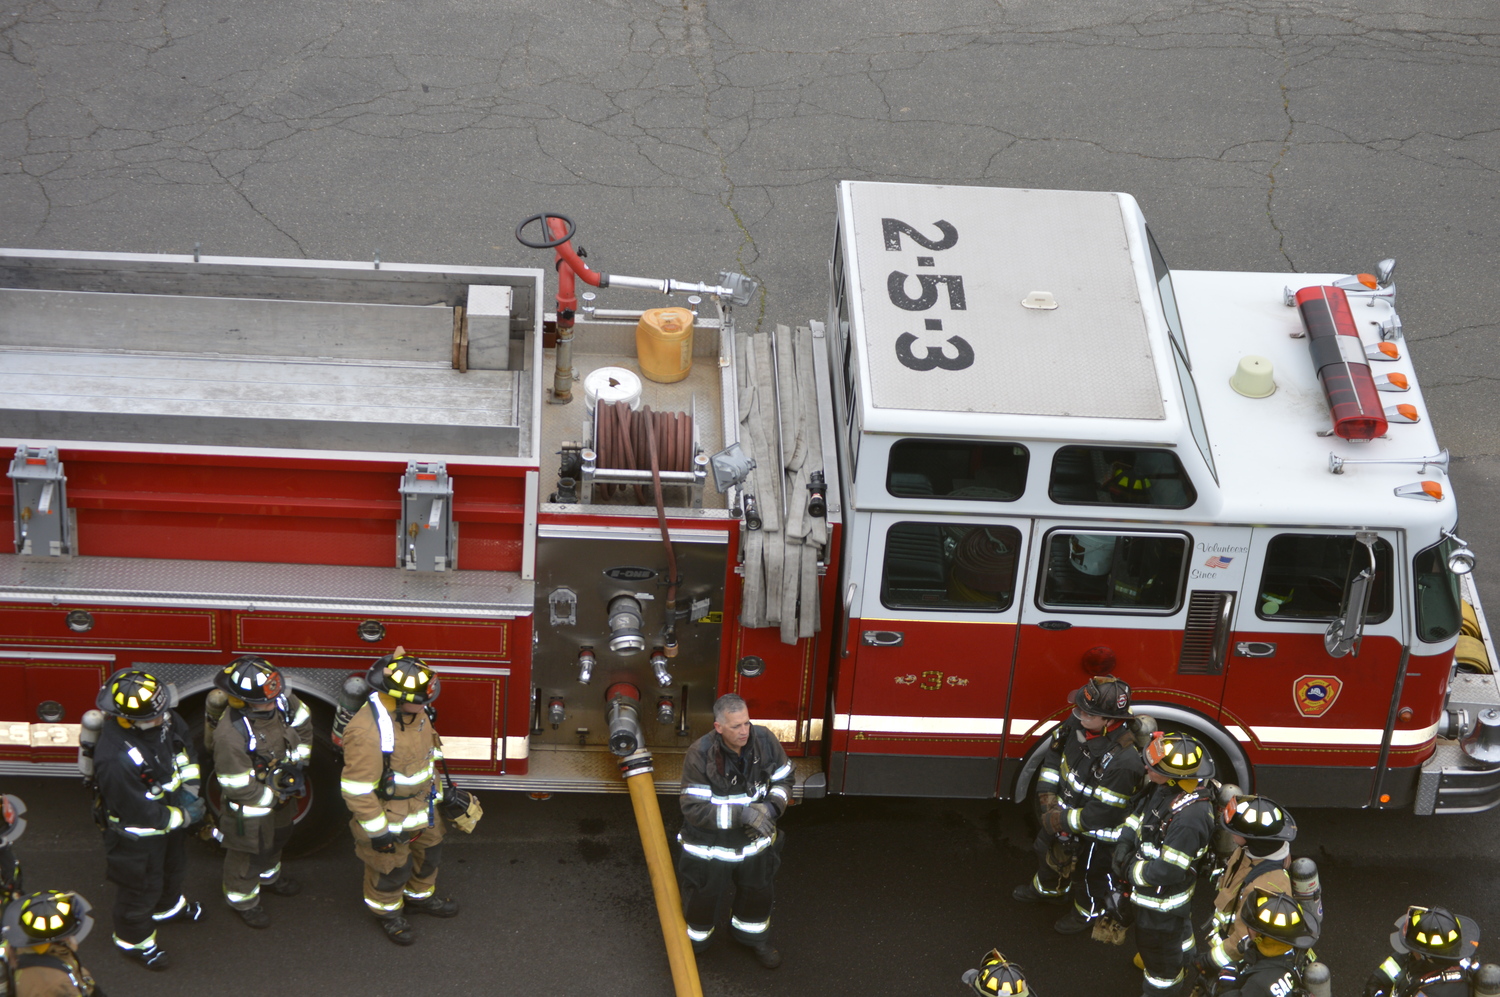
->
[440,788,484,834]
[271,763,307,800]
[178,792,207,826]
[1036,791,1058,811]
[1040,806,1068,836]
[371,831,399,854]
[740,802,776,841]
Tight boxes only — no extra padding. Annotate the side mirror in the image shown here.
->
[1375,258,1396,288]
[1325,532,1379,657]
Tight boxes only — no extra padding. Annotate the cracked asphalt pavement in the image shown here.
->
[2,1,1499,994]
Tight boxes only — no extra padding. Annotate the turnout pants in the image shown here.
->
[1135,908,1197,997]
[677,831,785,952]
[221,797,296,909]
[103,828,188,948]
[352,817,445,917]
[1071,837,1118,919]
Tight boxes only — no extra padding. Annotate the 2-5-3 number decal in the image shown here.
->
[887,272,967,312]
[881,216,971,373]
[895,332,975,371]
[882,218,958,252]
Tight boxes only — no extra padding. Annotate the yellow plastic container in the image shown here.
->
[636,307,695,384]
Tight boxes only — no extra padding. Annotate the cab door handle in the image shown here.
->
[1235,642,1277,658]
[862,631,905,647]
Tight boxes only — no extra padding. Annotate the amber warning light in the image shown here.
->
[1295,285,1387,441]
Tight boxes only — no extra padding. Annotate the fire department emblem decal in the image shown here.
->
[1293,675,1342,717]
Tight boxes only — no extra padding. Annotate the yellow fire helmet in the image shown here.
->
[963,949,1030,996]
[1,890,94,947]
[1392,905,1479,961]
[1240,888,1319,948]
[95,669,171,720]
[366,653,441,704]
[1143,731,1215,781]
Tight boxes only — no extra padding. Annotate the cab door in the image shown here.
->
[1225,528,1408,807]
[838,512,1030,797]
[1010,523,1246,777]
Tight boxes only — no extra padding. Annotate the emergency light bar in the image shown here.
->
[1295,285,1386,441]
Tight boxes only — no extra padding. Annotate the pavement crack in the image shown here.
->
[1266,12,1297,272]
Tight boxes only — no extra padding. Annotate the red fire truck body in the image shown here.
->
[2,181,1496,820]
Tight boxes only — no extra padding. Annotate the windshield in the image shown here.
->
[1414,537,1463,643]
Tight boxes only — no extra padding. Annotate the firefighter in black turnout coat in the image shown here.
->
[1364,905,1482,997]
[1013,676,1144,935]
[1212,888,1320,997]
[91,669,206,971]
[1117,732,1216,997]
[677,693,794,969]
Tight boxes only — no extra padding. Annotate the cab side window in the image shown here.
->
[880,522,1022,612]
[1049,446,1196,509]
[887,440,1028,501]
[1039,531,1189,612]
[1257,533,1393,622]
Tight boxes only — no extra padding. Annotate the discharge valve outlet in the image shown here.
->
[606,684,644,756]
[607,595,646,655]
[650,649,674,689]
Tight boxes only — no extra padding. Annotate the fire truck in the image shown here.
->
[3,181,1498,836]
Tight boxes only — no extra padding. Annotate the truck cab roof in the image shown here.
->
[835,180,1452,533]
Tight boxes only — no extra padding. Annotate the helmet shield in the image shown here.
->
[0,794,26,847]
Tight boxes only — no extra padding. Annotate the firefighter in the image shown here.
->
[677,692,794,969]
[1118,731,1216,997]
[961,948,1036,995]
[211,655,313,928]
[1012,675,1144,935]
[91,668,205,971]
[1,889,104,996]
[340,650,457,946]
[1,791,26,903]
[1202,795,1298,975]
[1363,905,1481,997]
[1212,888,1319,997]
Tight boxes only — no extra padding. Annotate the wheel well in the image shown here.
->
[1008,703,1252,801]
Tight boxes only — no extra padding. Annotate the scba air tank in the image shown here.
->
[77,710,104,780]
[1291,856,1323,919]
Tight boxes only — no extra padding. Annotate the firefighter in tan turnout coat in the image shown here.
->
[339,651,458,946]
[209,656,313,928]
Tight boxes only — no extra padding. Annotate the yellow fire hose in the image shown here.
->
[621,750,702,997]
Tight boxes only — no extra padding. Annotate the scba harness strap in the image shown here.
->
[367,695,439,828]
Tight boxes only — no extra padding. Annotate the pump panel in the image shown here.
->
[532,528,728,750]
